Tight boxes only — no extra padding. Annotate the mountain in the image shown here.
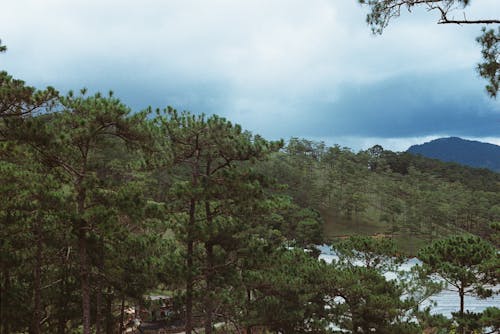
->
[407,137,500,172]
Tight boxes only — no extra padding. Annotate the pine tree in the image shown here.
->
[155,107,282,333]
[418,235,499,334]
[11,90,150,334]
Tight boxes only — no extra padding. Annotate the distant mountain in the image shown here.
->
[407,137,500,172]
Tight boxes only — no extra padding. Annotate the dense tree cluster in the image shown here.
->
[1,44,499,334]
[264,138,500,252]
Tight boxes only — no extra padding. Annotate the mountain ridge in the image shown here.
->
[407,137,500,172]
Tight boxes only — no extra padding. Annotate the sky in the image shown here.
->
[1,0,499,151]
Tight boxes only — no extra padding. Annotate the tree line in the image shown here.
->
[1,40,499,334]
[264,138,499,251]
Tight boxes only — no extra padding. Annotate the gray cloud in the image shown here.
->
[315,71,500,138]
[1,0,499,151]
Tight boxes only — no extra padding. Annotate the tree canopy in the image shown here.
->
[418,235,499,333]
[1,36,499,334]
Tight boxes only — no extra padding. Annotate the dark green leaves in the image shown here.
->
[477,27,500,98]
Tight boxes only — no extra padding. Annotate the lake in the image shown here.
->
[317,246,499,317]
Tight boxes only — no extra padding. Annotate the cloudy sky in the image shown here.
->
[1,0,499,151]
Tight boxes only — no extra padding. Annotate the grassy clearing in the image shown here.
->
[321,209,432,256]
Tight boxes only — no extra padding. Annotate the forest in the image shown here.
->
[1,39,500,334]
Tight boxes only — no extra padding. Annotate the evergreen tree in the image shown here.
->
[11,90,151,334]
[155,107,282,334]
[418,235,499,334]
[0,140,71,333]
[242,248,330,334]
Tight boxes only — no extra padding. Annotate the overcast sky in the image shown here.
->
[1,0,499,151]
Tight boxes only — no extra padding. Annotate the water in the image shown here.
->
[317,247,499,317]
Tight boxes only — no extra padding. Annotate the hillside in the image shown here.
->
[407,137,500,172]
[262,139,500,254]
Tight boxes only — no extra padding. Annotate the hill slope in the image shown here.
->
[263,139,500,254]
[407,137,500,172]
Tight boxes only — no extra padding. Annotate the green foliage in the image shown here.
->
[477,307,500,333]
[477,27,500,97]
[242,248,330,333]
[269,139,499,250]
[327,236,437,333]
[330,266,420,334]
[0,41,58,122]
[154,107,285,333]
[1,56,499,334]
[333,235,403,271]
[448,307,500,334]
[414,308,453,334]
[1,88,161,333]
[490,221,500,244]
[418,235,499,321]
[275,204,324,250]
[0,137,75,333]
[358,0,499,98]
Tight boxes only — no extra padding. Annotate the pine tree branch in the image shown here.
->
[438,18,500,25]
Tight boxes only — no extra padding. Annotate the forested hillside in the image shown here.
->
[1,40,499,334]
[264,139,500,252]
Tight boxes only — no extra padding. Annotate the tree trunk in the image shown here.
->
[352,319,360,334]
[245,289,252,334]
[95,242,104,334]
[459,286,465,334]
[185,144,202,334]
[204,200,214,334]
[460,290,464,317]
[57,298,66,334]
[204,242,214,334]
[0,263,7,334]
[77,181,91,334]
[79,224,91,334]
[0,273,3,334]
[119,296,125,334]
[57,252,69,334]
[3,268,11,334]
[185,198,196,334]
[31,220,42,334]
[105,293,114,334]
[95,287,102,334]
